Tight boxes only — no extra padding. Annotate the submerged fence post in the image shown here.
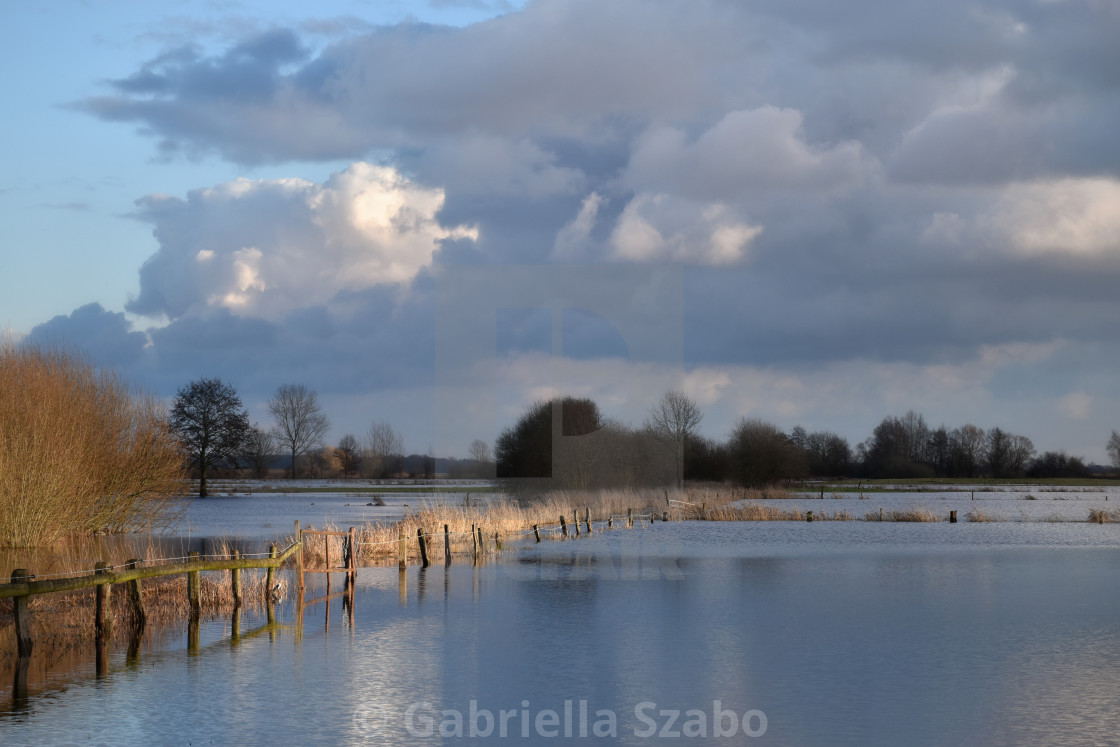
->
[417,528,430,568]
[266,544,277,603]
[533,524,541,543]
[627,508,633,528]
[471,523,478,560]
[349,527,357,578]
[806,511,814,523]
[573,508,581,537]
[187,552,201,614]
[560,515,568,537]
[231,550,242,607]
[444,524,452,567]
[126,559,146,630]
[95,561,112,676]
[477,526,485,554]
[950,510,958,524]
[398,532,407,570]
[585,507,592,535]
[12,569,33,658]
[295,520,304,590]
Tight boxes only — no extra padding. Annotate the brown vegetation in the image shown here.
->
[0,343,185,547]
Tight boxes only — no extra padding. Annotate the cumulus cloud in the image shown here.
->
[624,107,868,200]
[28,304,149,366]
[128,162,476,321]
[610,195,762,265]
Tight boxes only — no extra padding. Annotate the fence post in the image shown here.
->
[573,508,581,537]
[398,532,407,570]
[477,526,485,554]
[608,516,613,529]
[806,511,814,523]
[295,520,304,590]
[444,524,452,567]
[231,550,242,607]
[95,561,112,675]
[585,507,592,535]
[627,508,633,528]
[533,524,541,542]
[126,559,146,630]
[471,523,478,560]
[949,510,958,524]
[349,527,357,578]
[417,528,430,568]
[560,515,568,537]
[11,569,33,658]
[266,544,277,602]
[188,552,201,614]
[662,511,669,522]
[494,532,502,552]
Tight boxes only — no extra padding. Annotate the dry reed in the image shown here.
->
[1088,508,1120,524]
[0,343,185,547]
[864,508,941,522]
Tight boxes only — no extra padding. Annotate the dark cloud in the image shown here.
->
[28,303,148,367]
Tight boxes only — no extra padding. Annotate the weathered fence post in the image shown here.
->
[806,511,814,523]
[608,516,614,529]
[398,532,407,570]
[265,544,277,602]
[560,515,568,537]
[444,524,452,567]
[95,561,112,676]
[295,520,304,590]
[573,508,581,537]
[12,569,33,658]
[417,528,430,568]
[477,526,485,554]
[585,507,592,535]
[230,550,242,607]
[349,527,357,578]
[627,508,634,528]
[188,552,201,614]
[126,559,146,630]
[494,532,502,552]
[949,510,958,524]
[533,524,541,542]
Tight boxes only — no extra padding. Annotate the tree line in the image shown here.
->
[171,378,493,496]
[494,397,1120,489]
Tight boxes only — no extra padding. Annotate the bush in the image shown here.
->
[0,343,184,547]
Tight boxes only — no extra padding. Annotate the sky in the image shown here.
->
[2,0,1119,462]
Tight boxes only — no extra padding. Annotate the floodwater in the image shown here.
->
[5,518,1120,745]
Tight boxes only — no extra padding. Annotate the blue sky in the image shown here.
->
[3,0,1119,461]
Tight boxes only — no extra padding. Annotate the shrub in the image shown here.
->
[0,343,184,547]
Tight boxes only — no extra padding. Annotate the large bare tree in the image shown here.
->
[268,384,330,479]
[170,377,250,497]
[647,390,703,488]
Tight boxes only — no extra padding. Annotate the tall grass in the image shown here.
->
[0,343,184,547]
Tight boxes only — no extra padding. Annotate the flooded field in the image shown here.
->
[5,511,1120,745]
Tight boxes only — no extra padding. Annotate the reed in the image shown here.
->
[1088,508,1120,524]
[966,509,1000,522]
[864,508,941,522]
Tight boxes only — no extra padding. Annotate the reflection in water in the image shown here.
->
[4,526,1120,744]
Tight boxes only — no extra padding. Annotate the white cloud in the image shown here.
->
[610,194,762,265]
[986,177,1120,255]
[130,162,477,321]
[552,192,605,261]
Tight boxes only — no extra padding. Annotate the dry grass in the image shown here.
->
[966,509,1001,522]
[707,504,852,521]
[0,343,184,547]
[864,508,941,522]
[1088,508,1120,524]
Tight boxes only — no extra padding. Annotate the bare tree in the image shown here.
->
[337,434,361,478]
[469,439,490,464]
[646,390,703,488]
[1108,430,1120,470]
[366,420,404,478]
[241,423,276,480]
[268,384,330,479]
[170,378,250,497]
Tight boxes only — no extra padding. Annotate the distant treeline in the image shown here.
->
[495,398,1117,489]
